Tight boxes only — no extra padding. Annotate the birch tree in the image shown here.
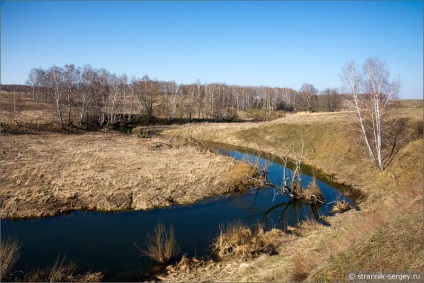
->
[79,65,97,128]
[63,64,80,126]
[48,66,65,129]
[26,68,39,102]
[341,57,401,170]
[119,74,128,122]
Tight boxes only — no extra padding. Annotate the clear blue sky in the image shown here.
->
[1,1,423,99]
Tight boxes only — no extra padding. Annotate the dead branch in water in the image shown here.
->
[247,132,325,205]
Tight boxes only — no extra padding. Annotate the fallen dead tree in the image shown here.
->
[247,133,325,205]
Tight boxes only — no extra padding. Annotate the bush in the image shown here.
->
[135,221,181,263]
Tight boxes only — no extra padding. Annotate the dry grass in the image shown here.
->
[223,162,258,191]
[309,205,423,282]
[0,237,21,280]
[242,109,287,121]
[1,91,64,133]
[213,221,288,260]
[135,222,181,264]
[289,254,318,282]
[161,223,291,282]
[24,254,103,282]
[1,133,258,219]
[0,239,103,283]
[160,107,423,282]
[330,200,352,213]
[3,92,422,281]
[1,91,259,218]
[299,179,325,204]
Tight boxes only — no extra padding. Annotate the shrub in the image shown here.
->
[135,221,181,263]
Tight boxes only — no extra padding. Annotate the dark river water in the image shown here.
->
[1,147,356,281]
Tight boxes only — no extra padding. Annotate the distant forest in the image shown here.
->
[2,64,342,129]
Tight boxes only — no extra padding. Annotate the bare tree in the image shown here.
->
[26,68,39,102]
[319,88,341,112]
[119,74,128,122]
[26,63,342,129]
[12,86,18,123]
[63,64,80,126]
[195,79,203,119]
[106,73,119,125]
[341,57,401,170]
[128,77,137,122]
[48,66,65,129]
[139,76,161,123]
[298,83,318,112]
[160,80,177,123]
[79,65,97,129]
[248,133,324,204]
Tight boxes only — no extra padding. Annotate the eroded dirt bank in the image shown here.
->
[1,132,259,219]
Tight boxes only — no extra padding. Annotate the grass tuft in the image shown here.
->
[288,254,317,282]
[301,178,325,203]
[213,221,285,259]
[23,253,103,282]
[0,237,21,280]
[330,200,352,213]
[135,221,181,264]
[223,162,258,191]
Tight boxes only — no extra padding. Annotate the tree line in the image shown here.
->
[13,56,402,171]
[21,64,342,129]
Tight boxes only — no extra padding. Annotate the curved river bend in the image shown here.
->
[1,147,356,281]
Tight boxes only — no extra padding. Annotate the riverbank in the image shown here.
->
[160,107,423,282]
[1,132,259,219]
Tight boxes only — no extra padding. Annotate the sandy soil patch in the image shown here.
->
[1,132,258,219]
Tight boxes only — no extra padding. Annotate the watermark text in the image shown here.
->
[348,272,421,281]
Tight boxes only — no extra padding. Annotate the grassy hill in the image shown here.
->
[162,102,423,282]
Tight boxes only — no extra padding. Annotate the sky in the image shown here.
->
[1,1,423,99]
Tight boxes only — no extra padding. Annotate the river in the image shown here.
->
[1,146,356,281]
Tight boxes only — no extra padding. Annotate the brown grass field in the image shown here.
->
[1,91,423,282]
[0,92,259,219]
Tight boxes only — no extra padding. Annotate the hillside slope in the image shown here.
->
[162,108,423,282]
